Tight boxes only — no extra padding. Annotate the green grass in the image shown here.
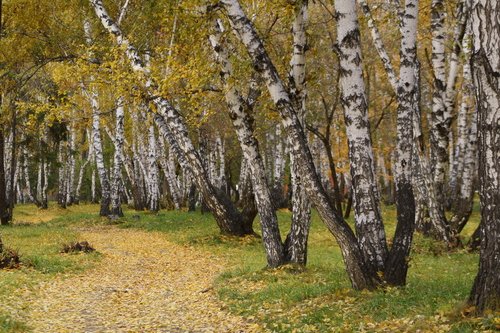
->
[1,201,497,332]
[116,204,496,332]
[0,204,102,333]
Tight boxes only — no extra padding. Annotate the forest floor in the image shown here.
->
[0,203,499,332]
[1,223,260,332]
[24,227,261,332]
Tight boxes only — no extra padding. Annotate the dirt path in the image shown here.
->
[24,227,261,333]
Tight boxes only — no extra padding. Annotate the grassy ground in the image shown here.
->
[0,202,498,332]
[0,205,101,332]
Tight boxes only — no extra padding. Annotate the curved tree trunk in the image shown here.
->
[209,19,286,267]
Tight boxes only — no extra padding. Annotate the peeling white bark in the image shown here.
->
[335,0,387,272]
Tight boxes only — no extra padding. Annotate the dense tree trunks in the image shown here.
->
[147,121,160,213]
[110,98,125,217]
[90,0,252,236]
[335,0,387,273]
[130,117,147,211]
[220,0,379,289]
[21,146,35,203]
[209,20,285,267]
[450,31,476,233]
[158,136,182,210]
[468,0,500,313]
[271,125,286,208]
[57,143,68,209]
[0,127,8,225]
[75,130,93,204]
[384,0,418,285]
[414,103,455,245]
[89,91,111,216]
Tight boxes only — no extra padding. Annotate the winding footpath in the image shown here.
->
[23,227,261,332]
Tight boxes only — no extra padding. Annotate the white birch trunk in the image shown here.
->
[22,146,34,203]
[209,19,286,266]
[429,0,450,201]
[75,129,94,204]
[147,121,160,212]
[335,0,387,272]
[286,1,312,266]
[468,0,500,312]
[110,97,125,216]
[66,123,76,205]
[84,20,111,216]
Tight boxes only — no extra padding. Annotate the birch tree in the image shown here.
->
[468,0,500,313]
[285,0,313,266]
[110,98,125,217]
[89,0,254,236]
[335,0,387,273]
[0,125,8,225]
[220,0,383,289]
[209,19,286,267]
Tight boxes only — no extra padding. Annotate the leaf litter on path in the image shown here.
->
[23,227,262,332]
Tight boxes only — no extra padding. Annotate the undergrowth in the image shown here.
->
[1,201,497,332]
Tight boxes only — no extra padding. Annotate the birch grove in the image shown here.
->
[1,0,499,312]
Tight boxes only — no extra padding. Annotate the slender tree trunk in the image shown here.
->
[210,19,286,267]
[110,98,125,217]
[90,91,111,216]
[272,125,286,208]
[147,121,160,212]
[335,0,387,273]
[57,142,67,209]
[429,0,450,205]
[384,0,418,285]
[0,126,8,225]
[468,0,500,313]
[41,159,49,209]
[285,1,312,266]
[66,123,76,205]
[84,20,110,215]
[75,129,93,204]
[22,146,35,203]
[450,30,476,233]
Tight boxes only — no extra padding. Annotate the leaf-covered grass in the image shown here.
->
[0,204,102,333]
[1,201,497,332]
[116,203,498,332]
